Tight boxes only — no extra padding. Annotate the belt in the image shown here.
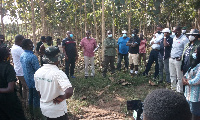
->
[171,57,180,59]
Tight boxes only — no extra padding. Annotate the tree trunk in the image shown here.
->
[84,0,87,32]
[0,0,4,35]
[128,0,131,37]
[31,0,36,53]
[92,0,99,43]
[40,0,46,36]
[102,0,105,60]
[112,1,115,38]
[197,8,200,29]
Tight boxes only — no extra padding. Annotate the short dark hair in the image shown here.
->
[15,35,24,43]
[157,24,163,28]
[143,89,191,120]
[0,47,9,61]
[21,39,32,50]
[175,26,182,31]
[132,28,139,34]
[41,36,45,40]
[46,36,52,42]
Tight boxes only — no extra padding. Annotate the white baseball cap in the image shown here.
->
[122,30,127,34]
[162,28,170,33]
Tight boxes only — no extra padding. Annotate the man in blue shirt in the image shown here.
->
[20,39,44,119]
[117,30,130,71]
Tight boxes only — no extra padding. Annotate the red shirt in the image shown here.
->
[80,37,97,57]
[139,39,146,53]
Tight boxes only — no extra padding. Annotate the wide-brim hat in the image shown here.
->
[42,46,61,64]
[186,29,200,36]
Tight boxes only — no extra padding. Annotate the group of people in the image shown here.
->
[0,24,200,120]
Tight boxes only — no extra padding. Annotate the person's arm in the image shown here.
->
[188,70,200,85]
[62,40,68,61]
[32,55,40,72]
[53,87,73,104]
[163,33,170,47]
[39,44,45,55]
[0,82,15,93]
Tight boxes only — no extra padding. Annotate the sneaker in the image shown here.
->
[85,76,88,79]
[71,76,76,78]
[102,73,106,78]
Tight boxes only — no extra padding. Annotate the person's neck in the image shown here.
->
[176,34,181,38]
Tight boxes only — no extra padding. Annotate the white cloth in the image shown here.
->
[169,58,183,92]
[34,64,72,118]
[10,44,24,76]
[150,33,164,50]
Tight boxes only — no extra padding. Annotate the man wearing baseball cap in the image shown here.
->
[158,28,173,84]
[34,46,73,120]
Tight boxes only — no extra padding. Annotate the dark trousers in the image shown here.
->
[144,49,159,78]
[0,92,26,120]
[117,53,129,70]
[103,56,115,74]
[40,55,44,66]
[46,113,69,120]
[65,57,75,77]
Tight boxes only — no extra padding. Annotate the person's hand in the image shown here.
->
[65,54,68,61]
[182,77,189,85]
[53,95,65,104]
[164,33,167,37]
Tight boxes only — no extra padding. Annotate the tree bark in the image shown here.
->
[128,0,131,37]
[0,0,4,35]
[84,0,87,32]
[102,0,105,60]
[112,1,115,38]
[92,0,99,43]
[40,0,46,36]
[31,0,36,53]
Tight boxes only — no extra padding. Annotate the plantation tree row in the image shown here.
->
[0,0,200,48]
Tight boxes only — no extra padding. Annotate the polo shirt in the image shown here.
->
[10,44,24,76]
[80,37,97,57]
[34,64,72,118]
[128,35,140,54]
[20,50,40,88]
[159,36,173,60]
[171,34,189,58]
[62,38,77,58]
[117,37,130,54]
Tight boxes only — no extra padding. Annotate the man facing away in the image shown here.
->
[62,31,78,78]
[80,30,97,79]
[36,36,46,66]
[10,35,29,108]
[102,30,117,78]
[117,30,130,71]
[34,46,73,120]
[126,29,140,75]
[169,26,189,93]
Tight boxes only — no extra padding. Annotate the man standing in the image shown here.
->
[36,36,46,66]
[169,26,189,93]
[158,28,173,84]
[20,39,44,119]
[0,35,7,48]
[102,30,117,77]
[11,35,29,107]
[62,31,78,78]
[34,46,73,120]
[117,30,130,71]
[80,30,97,79]
[143,25,163,82]
[126,29,140,75]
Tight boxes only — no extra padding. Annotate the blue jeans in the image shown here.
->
[144,49,159,78]
[188,101,200,116]
[117,53,129,70]
[158,58,170,83]
[65,57,75,77]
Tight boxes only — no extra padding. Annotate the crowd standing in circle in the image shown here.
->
[0,25,200,120]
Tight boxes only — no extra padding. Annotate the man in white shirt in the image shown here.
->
[34,46,73,120]
[10,35,28,107]
[143,25,164,84]
[169,26,189,93]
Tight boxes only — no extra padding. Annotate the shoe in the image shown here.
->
[85,76,88,79]
[102,73,106,78]
[71,76,76,78]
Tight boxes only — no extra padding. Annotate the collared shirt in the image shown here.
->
[62,38,77,58]
[128,35,140,54]
[118,37,130,54]
[80,37,97,57]
[20,50,40,88]
[103,37,117,56]
[139,39,146,53]
[150,33,164,50]
[34,64,72,118]
[159,36,173,60]
[171,34,189,58]
[185,63,200,102]
[10,44,24,76]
